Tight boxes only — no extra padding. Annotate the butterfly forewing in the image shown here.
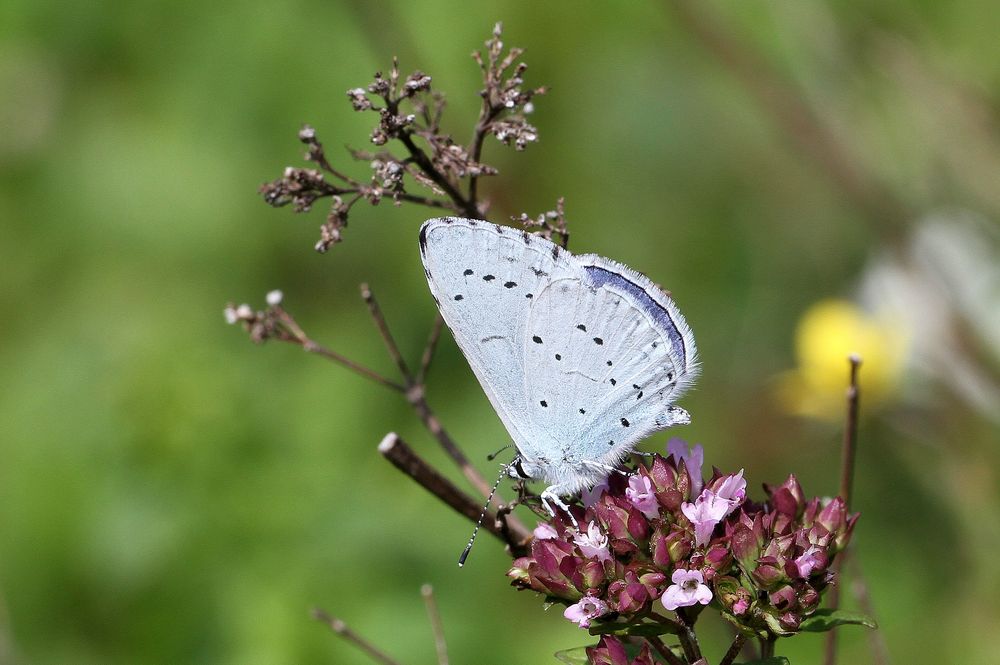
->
[419,218,572,452]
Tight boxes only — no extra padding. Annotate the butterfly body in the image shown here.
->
[419,217,697,518]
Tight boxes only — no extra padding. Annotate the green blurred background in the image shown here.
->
[2,1,999,663]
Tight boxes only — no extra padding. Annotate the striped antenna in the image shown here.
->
[458,458,515,567]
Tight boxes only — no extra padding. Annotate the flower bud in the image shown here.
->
[766,474,805,518]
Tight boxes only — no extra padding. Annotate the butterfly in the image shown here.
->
[419,217,698,528]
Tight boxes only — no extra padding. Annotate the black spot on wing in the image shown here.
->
[483,274,495,282]
[532,335,543,344]
[577,324,587,332]
[531,267,549,277]
[463,268,473,276]
[593,337,604,345]
[621,418,630,427]
[504,281,517,288]
[540,400,548,407]
[454,294,463,301]
[555,353,561,360]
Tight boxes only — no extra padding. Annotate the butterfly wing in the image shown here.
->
[519,254,698,490]
[420,217,698,496]
[419,217,574,454]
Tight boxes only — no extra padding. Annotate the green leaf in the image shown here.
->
[800,609,879,632]
[736,658,790,665]
[553,646,590,664]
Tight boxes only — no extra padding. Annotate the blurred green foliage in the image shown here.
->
[1,1,998,664]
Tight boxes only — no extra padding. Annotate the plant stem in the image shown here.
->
[421,584,450,665]
[645,636,685,665]
[824,355,862,665]
[274,309,406,392]
[312,607,404,665]
[720,634,747,665]
[760,636,776,659]
[378,433,530,549]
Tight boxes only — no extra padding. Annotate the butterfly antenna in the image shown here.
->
[458,459,514,567]
[486,444,512,461]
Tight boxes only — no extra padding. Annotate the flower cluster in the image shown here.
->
[508,440,858,645]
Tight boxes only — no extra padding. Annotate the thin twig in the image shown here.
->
[467,107,502,205]
[275,309,407,392]
[416,314,445,385]
[720,633,747,665]
[397,133,477,217]
[421,585,449,665]
[357,284,510,508]
[675,609,703,662]
[840,355,862,506]
[645,635,685,665]
[824,355,862,665]
[312,607,403,665]
[361,283,413,380]
[378,432,531,548]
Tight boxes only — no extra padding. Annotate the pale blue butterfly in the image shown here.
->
[419,218,698,561]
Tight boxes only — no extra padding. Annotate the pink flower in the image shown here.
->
[564,595,609,628]
[661,569,712,610]
[732,597,749,615]
[533,522,558,540]
[681,491,730,546]
[573,521,612,562]
[793,545,826,578]
[668,439,704,496]
[713,469,746,507]
[681,471,749,546]
[581,480,610,508]
[625,475,660,519]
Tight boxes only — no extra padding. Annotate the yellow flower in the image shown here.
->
[775,299,908,420]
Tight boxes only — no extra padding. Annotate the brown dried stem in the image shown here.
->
[312,607,403,665]
[378,433,530,549]
[824,355,863,665]
[274,308,406,392]
[420,584,450,665]
[645,635,685,665]
[416,314,445,385]
[359,284,512,512]
[674,610,702,663]
[719,633,747,665]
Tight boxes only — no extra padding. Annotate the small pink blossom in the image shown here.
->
[533,522,558,540]
[681,491,730,546]
[661,569,713,610]
[625,475,660,519]
[733,597,749,615]
[668,438,704,496]
[714,469,746,508]
[581,479,610,508]
[573,521,612,562]
[793,545,825,578]
[563,595,609,628]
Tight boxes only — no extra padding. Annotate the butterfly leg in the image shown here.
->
[540,485,579,529]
